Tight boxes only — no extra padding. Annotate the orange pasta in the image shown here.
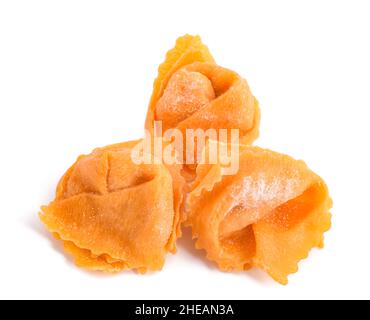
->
[145,35,260,169]
[40,141,182,272]
[187,143,332,285]
[40,35,332,284]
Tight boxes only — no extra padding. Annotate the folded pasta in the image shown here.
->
[40,141,182,272]
[39,34,332,284]
[145,35,260,168]
[186,143,332,285]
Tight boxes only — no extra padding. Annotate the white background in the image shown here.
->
[1,0,369,300]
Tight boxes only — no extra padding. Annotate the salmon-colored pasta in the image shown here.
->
[145,35,260,171]
[40,35,332,284]
[40,141,182,272]
[187,143,332,285]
